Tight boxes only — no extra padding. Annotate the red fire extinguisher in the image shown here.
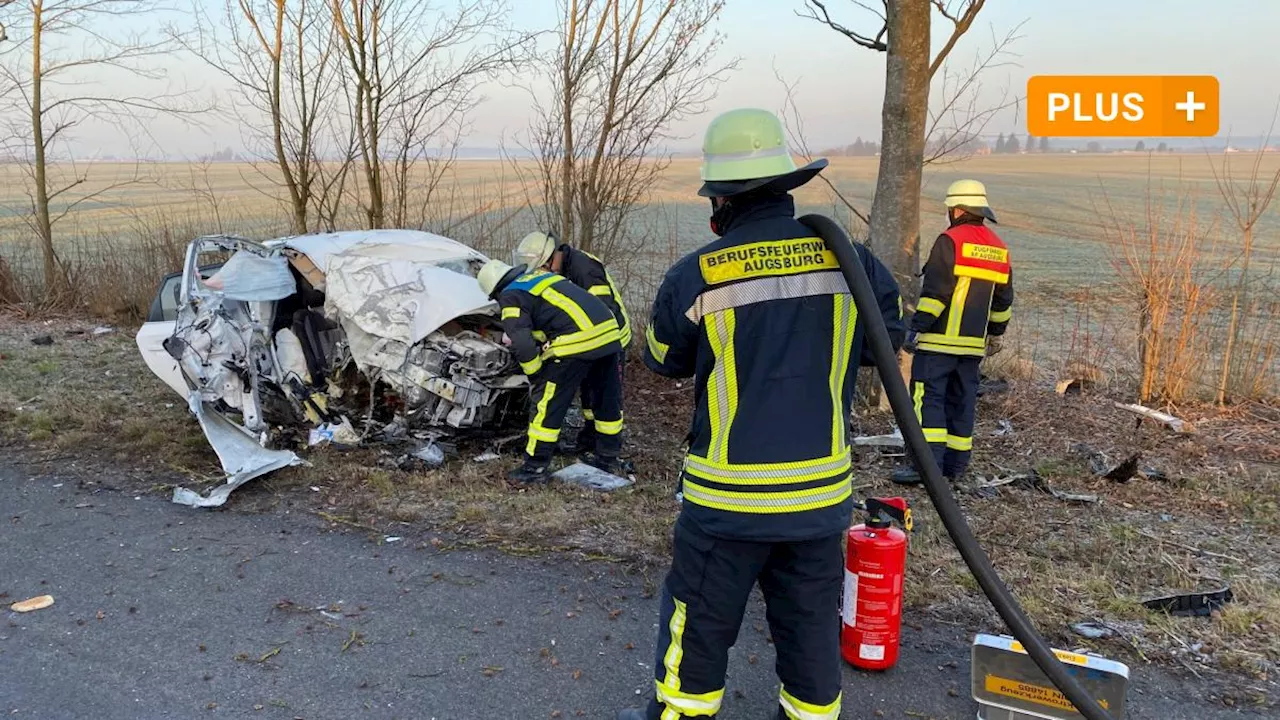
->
[842,496,912,671]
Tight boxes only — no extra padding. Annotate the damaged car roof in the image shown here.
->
[138,229,525,508]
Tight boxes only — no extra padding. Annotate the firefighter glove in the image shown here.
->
[903,330,918,354]
[986,337,1003,357]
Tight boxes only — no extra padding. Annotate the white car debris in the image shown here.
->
[136,230,526,507]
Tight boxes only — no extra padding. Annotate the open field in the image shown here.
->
[4,152,1275,399]
[3,153,1280,267]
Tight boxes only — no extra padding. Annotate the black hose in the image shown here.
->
[799,214,1115,720]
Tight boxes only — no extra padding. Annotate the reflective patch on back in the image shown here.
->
[699,237,837,285]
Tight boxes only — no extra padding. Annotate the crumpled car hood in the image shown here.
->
[322,234,496,349]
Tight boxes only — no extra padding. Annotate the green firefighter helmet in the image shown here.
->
[698,108,828,198]
[944,179,997,223]
[477,259,524,300]
[513,231,558,269]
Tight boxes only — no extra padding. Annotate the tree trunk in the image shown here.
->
[31,2,61,300]
[869,0,930,297]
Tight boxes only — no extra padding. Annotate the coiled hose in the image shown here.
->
[799,214,1115,720]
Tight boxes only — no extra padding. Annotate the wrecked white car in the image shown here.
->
[136,230,526,507]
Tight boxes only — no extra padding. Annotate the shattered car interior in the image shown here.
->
[136,230,528,506]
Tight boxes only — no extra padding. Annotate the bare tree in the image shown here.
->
[800,0,990,293]
[530,0,732,258]
[0,0,199,301]
[178,0,345,234]
[329,0,530,230]
[1209,111,1280,405]
[923,22,1022,165]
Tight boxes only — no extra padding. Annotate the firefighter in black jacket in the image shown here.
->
[618,108,904,720]
[513,231,632,466]
[893,179,1014,485]
[477,259,624,484]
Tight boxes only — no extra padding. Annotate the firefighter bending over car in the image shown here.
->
[477,260,625,484]
[513,231,632,466]
[893,179,1014,486]
[619,108,904,720]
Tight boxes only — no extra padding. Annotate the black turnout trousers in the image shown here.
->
[646,518,844,720]
[910,350,981,477]
[525,352,624,465]
[576,352,626,458]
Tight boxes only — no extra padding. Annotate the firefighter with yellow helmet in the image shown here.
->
[892,179,1014,485]
[476,259,625,484]
[513,231,632,466]
[618,108,904,720]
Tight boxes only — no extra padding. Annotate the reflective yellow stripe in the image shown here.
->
[594,416,624,435]
[829,294,857,455]
[989,307,1012,323]
[532,330,548,342]
[526,381,559,455]
[923,427,948,443]
[918,333,985,348]
[705,309,738,463]
[541,287,592,330]
[654,683,723,717]
[917,297,945,316]
[913,381,926,426]
[606,273,632,347]
[546,318,620,357]
[954,265,1010,284]
[917,342,986,358]
[947,276,971,337]
[780,688,841,720]
[501,306,521,320]
[528,427,559,442]
[646,324,669,364]
[684,451,851,485]
[683,271,847,324]
[946,434,973,451]
[519,356,544,376]
[582,409,595,421]
[655,597,726,718]
[529,274,561,295]
[587,284,612,296]
[682,477,852,514]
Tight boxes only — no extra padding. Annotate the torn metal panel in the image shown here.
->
[172,395,305,508]
[324,244,494,347]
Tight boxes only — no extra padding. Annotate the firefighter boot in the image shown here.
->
[891,465,922,485]
[507,461,550,486]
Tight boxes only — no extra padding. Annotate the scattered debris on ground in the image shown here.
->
[10,594,55,612]
[1115,402,1196,434]
[1071,622,1117,640]
[1143,587,1235,617]
[552,462,634,491]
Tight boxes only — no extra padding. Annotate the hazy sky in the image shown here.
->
[20,0,1280,158]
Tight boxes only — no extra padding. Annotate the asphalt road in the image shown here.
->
[0,459,1259,719]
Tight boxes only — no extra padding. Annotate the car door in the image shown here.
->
[134,265,222,398]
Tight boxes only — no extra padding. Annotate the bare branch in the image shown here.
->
[773,63,869,227]
[798,0,887,51]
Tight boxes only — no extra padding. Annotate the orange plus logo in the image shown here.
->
[1027,76,1219,137]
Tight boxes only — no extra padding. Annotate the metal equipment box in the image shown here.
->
[971,633,1130,720]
